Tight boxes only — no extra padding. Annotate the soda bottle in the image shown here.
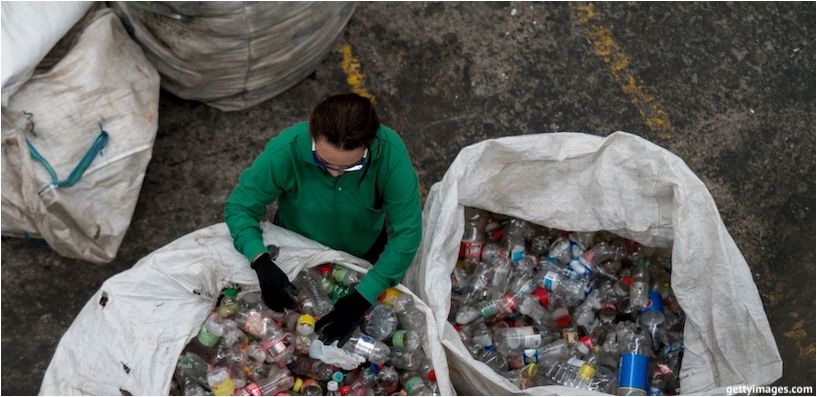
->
[238,368,295,396]
[617,326,652,396]
[344,334,391,364]
[630,258,651,312]
[301,378,323,396]
[234,304,293,367]
[317,264,336,293]
[362,304,399,341]
[291,356,335,381]
[495,326,549,356]
[187,313,224,361]
[460,207,487,265]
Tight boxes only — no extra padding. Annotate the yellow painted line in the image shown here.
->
[571,2,675,139]
[338,44,375,102]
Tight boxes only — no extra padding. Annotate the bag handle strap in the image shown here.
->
[26,126,109,192]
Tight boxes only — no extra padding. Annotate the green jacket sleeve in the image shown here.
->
[355,143,423,303]
[225,142,293,262]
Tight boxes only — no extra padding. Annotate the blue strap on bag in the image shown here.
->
[26,125,109,193]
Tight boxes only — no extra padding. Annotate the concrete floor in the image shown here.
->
[2,2,814,395]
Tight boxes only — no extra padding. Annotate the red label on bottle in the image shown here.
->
[459,240,484,261]
[243,383,263,396]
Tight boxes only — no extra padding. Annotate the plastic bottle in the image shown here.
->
[187,313,224,361]
[490,256,513,294]
[294,314,316,355]
[207,366,235,396]
[216,285,239,318]
[460,207,487,265]
[630,258,651,312]
[547,237,573,265]
[329,282,353,303]
[238,369,295,396]
[296,268,335,317]
[234,304,293,367]
[317,264,336,293]
[344,334,391,364]
[301,379,323,396]
[454,295,514,325]
[179,375,210,396]
[332,266,360,285]
[391,328,423,352]
[363,304,399,341]
[617,327,652,396]
[390,349,424,371]
[401,373,432,396]
[495,326,548,356]
[536,267,589,304]
[477,346,508,373]
[176,352,210,389]
[463,261,493,305]
[374,365,400,394]
[518,287,551,326]
[291,356,335,381]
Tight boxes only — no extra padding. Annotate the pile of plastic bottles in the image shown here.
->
[171,263,439,396]
[450,207,684,395]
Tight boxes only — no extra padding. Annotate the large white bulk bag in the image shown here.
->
[1,1,93,105]
[1,8,160,264]
[39,222,454,396]
[112,2,356,111]
[404,132,782,395]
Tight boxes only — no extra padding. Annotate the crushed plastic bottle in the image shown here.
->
[363,304,399,341]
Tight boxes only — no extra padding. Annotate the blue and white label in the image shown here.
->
[642,290,664,314]
[522,349,539,364]
[544,271,559,290]
[618,353,649,392]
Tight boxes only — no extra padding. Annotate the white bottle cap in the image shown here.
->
[327,380,339,391]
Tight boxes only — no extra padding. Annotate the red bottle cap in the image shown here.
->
[579,336,594,349]
[620,276,634,287]
[491,229,505,241]
[427,369,437,382]
[532,288,549,307]
[453,324,462,332]
[340,385,352,396]
[318,263,333,275]
[558,230,571,238]
[555,314,572,328]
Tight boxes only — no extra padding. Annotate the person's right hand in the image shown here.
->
[251,252,298,312]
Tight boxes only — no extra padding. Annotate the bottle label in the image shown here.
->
[404,376,424,394]
[521,349,539,364]
[544,271,559,290]
[618,353,649,391]
[197,326,221,348]
[510,245,525,263]
[459,240,484,262]
[242,383,263,396]
[392,330,406,350]
[355,336,376,358]
[510,327,541,348]
[567,357,585,368]
[642,290,665,314]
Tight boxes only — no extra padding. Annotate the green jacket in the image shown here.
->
[225,122,422,303]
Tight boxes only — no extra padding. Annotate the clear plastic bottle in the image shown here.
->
[530,234,551,256]
[391,328,423,352]
[455,295,514,325]
[518,292,552,328]
[216,285,239,318]
[234,303,293,367]
[460,207,487,265]
[536,267,589,304]
[617,326,651,396]
[477,346,508,373]
[495,326,554,356]
[463,261,493,305]
[329,282,353,303]
[390,349,424,371]
[291,356,335,381]
[630,258,651,312]
[363,304,399,341]
[344,334,391,364]
[176,352,210,389]
[296,268,335,317]
[206,366,235,396]
[294,314,316,355]
[401,372,432,396]
[238,368,295,396]
[375,365,400,394]
[490,256,513,294]
[301,379,323,396]
[547,237,573,265]
[481,241,508,266]
[317,264,336,293]
[333,266,361,286]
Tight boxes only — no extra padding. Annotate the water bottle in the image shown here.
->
[630,258,651,312]
[333,266,361,286]
[207,366,235,396]
[547,237,573,265]
[536,267,589,304]
[460,207,487,265]
[296,287,317,316]
[455,295,514,325]
[477,346,508,372]
[481,241,509,266]
[291,356,335,381]
[617,327,652,396]
[495,326,550,356]
[518,291,552,328]
[390,349,424,371]
[344,334,391,364]
[463,261,494,305]
[490,256,513,294]
[392,328,423,351]
[362,304,399,341]
[296,269,335,317]
[234,304,293,367]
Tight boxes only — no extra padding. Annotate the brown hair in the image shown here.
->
[309,93,380,150]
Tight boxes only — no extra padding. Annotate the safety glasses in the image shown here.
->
[312,139,368,172]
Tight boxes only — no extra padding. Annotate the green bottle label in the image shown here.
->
[392,330,406,349]
[197,326,220,347]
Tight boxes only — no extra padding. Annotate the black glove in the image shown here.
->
[315,290,372,347]
[251,252,297,312]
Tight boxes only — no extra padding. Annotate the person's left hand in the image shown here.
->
[315,290,372,347]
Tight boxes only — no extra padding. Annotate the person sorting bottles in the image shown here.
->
[225,93,422,347]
